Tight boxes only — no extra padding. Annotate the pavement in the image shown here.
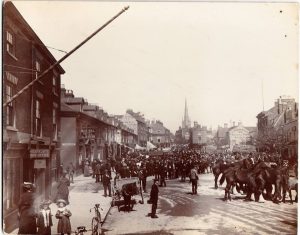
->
[9,173,140,235]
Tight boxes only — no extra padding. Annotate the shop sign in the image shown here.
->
[34,159,46,168]
[62,143,76,146]
[30,149,50,158]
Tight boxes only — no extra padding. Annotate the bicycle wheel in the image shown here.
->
[98,211,102,227]
[91,217,101,235]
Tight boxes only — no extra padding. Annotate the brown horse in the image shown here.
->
[212,159,228,189]
[220,158,254,201]
[255,165,288,203]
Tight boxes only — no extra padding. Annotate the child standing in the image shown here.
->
[37,200,53,235]
[55,199,72,235]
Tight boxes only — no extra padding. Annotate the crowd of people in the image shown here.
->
[84,149,293,182]
[17,146,296,233]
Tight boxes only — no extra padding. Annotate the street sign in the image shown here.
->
[34,159,46,168]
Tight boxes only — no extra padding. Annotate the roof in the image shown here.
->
[245,127,257,132]
[61,102,136,135]
[61,102,77,112]
[83,104,98,111]
[228,125,249,134]
[126,110,146,124]
[62,97,85,104]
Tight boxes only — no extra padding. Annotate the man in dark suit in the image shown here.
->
[149,179,159,218]
[102,170,112,197]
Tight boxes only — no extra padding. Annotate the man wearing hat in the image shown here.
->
[102,169,112,197]
[18,182,37,234]
[148,179,159,218]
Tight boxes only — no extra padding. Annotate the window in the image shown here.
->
[6,31,15,55]
[52,76,58,94]
[35,100,42,137]
[35,60,41,72]
[5,84,15,127]
[53,107,57,140]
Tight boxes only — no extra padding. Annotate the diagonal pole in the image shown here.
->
[3,6,129,107]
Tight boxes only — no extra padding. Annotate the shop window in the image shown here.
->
[35,99,42,137]
[3,158,20,212]
[5,84,15,127]
[6,31,15,56]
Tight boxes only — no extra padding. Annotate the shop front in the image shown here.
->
[25,145,55,201]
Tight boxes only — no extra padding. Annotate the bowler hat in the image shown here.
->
[153,179,159,182]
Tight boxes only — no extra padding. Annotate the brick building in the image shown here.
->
[3,2,65,232]
[257,96,298,159]
[148,120,173,147]
[119,109,149,147]
[60,88,137,170]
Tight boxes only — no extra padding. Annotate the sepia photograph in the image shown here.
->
[2,0,298,234]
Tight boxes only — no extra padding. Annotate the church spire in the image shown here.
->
[182,98,191,128]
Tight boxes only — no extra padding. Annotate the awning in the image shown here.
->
[135,144,146,150]
[162,147,171,152]
[146,141,157,150]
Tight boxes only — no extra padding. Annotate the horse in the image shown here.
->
[282,175,298,204]
[255,165,288,203]
[220,158,254,201]
[212,159,230,189]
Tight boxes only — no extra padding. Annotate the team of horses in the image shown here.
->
[212,158,298,204]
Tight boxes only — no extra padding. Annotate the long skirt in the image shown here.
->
[84,165,90,177]
[57,216,71,234]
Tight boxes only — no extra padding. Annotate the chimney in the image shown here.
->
[224,123,228,128]
[64,89,74,98]
[233,121,235,127]
[238,121,242,126]
[61,85,66,98]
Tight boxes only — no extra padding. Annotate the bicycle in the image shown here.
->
[90,203,103,235]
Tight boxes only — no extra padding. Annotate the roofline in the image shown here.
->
[4,1,65,74]
[61,105,136,134]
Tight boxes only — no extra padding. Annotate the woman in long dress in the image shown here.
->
[84,159,90,177]
[18,183,37,234]
[56,172,70,204]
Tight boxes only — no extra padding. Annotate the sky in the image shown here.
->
[12,1,299,133]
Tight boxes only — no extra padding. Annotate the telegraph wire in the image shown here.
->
[3,6,130,108]
[14,33,68,54]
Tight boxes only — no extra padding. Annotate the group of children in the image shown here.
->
[36,198,72,235]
